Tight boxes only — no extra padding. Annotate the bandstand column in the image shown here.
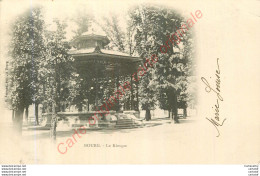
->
[95,61,98,107]
[130,76,134,110]
[136,76,139,111]
[116,65,120,111]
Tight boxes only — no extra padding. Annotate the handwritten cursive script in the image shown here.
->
[201,58,226,137]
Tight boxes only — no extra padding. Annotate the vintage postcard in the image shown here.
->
[0,0,259,164]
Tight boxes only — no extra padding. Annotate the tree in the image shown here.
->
[71,8,92,37]
[154,9,195,122]
[178,29,196,117]
[6,7,46,133]
[97,14,126,52]
[128,5,161,121]
[128,5,195,123]
[153,10,187,123]
[42,19,73,140]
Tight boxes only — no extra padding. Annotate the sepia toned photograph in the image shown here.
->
[0,0,259,165]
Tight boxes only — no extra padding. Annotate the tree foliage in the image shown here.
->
[71,8,92,37]
[6,7,46,130]
[6,7,73,137]
[128,5,196,122]
[41,19,73,112]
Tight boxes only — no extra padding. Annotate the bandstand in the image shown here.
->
[51,30,143,128]
[69,30,141,112]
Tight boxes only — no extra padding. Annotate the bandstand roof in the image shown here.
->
[71,32,110,47]
[69,46,142,63]
[68,27,142,77]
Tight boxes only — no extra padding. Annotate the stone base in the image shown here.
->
[41,110,140,129]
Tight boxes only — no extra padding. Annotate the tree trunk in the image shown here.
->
[183,108,187,118]
[60,102,65,112]
[172,107,179,123]
[78,104,82,112]
[172,94,179,123]
[50,103,57,141]
[35,103,39,125]
[145,108,151,121]
[168,109,171,118]
[12,110,15,122]
[25,106,29,124]
[13,105,24,136]
[42,105,46,113]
